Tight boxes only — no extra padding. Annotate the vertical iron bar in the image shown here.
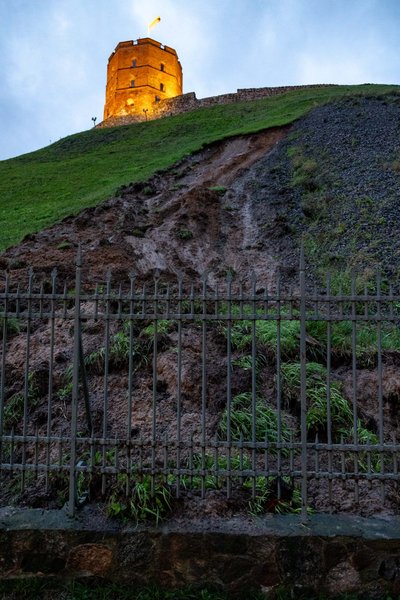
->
[34,427,39,479]
[392,433,398,501]
[127,273,136,439]
[21,268,34,492]
[351,270,359,503]
[0,274,9,435]
[340,433,346,483]
[126,272,136,486]
[68,246,82,517]
[276,272,282,500]
[264,432,269,486]
[251,272,257,499]
[226,272,232,499]
[189,433,194,488]
[0,273,9,469]
[299,244,308,521]
[326,272,333,509]
[200,272,208,498]
[10,428,15,475]
[39,282,44,318]
[151,272,160,495]
[214,434,219,489]
[176,273,183,498]
[45,269,57,491]
[101,271,112,495]
[15,283,21,318]
[94,283,99,321]
[315,433,319,480]
[62,281,68,318]
[163,433,168,484]
[239,433,244,486]
[376,272,384,500]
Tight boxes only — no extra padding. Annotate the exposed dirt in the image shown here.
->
[1,126,292,291]
[2,101,400,519]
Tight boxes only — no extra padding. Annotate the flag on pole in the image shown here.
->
[148,16,161,35]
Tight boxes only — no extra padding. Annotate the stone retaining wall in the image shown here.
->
[1,508,400,597]
[97,84,337,128]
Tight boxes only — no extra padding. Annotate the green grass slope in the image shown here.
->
[0,84,398,251]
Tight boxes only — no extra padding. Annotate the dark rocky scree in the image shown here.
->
[1,96,400,518]
[279,95,400,278]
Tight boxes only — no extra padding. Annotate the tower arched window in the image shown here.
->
[160,63,164,72]
[160,83,164,92]
[132,59,137,67]
[131,80,135,87]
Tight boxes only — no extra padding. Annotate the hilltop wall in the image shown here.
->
[97,84,337,128]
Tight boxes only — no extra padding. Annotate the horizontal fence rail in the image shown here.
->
[0,252,399,519]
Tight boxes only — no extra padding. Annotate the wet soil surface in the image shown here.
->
[2,98,400,518]
[0,126,295,290]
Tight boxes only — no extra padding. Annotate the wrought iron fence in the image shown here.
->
[0,248,399,520]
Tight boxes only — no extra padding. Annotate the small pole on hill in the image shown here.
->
[91,117,97,128]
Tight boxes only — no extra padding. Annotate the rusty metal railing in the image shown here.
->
[0,250,399,519]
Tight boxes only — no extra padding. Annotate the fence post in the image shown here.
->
[0,273,9,459]
[68,245,82,517]
[299,243,308,522]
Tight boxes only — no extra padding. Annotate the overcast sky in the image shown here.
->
[0,0,399,161]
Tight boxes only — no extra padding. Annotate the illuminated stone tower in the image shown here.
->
[103,38,183,121]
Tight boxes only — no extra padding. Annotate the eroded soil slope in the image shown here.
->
[2,95,400,517]
[1,126,295,290]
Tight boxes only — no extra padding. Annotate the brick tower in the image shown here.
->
[103,38,183,121]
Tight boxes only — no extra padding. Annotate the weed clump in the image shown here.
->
[219,392,290,445]
[107,474,172,524]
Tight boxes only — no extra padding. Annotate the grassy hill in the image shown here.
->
[0,83,398,251]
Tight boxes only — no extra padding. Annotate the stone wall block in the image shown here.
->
[66,543,114,576]
[378,556,400,581]
[323,539,349,571]
[0,532,18,576]
[115,531,157,576]
[276,537,326,588]
[325,561,361,594]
